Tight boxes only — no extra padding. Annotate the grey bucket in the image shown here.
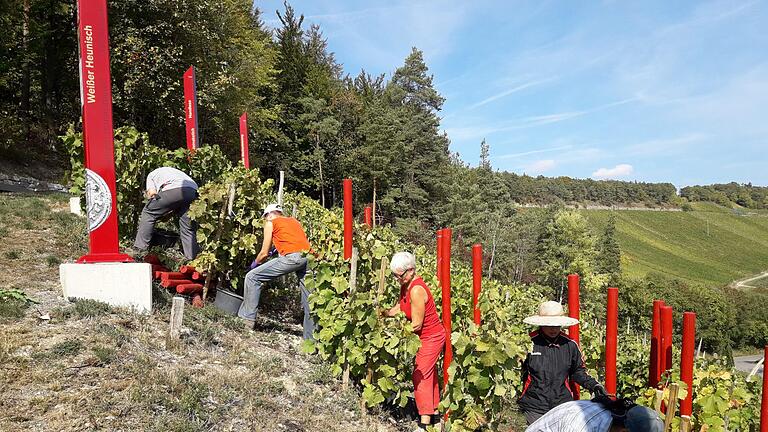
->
[213,289,243,316]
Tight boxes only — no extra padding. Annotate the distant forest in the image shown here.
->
[681,183,768,209]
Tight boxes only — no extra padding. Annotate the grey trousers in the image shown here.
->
[237,252,315,340]
[134,187,200,259]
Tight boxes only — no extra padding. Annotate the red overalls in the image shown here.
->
[399,277,446,416]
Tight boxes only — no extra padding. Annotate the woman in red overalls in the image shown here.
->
[382,251,446,431]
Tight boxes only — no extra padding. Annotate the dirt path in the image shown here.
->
[731,271,768,289]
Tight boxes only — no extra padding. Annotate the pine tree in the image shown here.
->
[595,214,622,278]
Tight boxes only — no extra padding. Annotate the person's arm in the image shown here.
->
[255,221,274,263]
[145,173,157,199]
[409,285,427,332]
[569,341,601,393]
[381,304,401,318]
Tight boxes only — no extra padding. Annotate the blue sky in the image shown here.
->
[256,1,768,187]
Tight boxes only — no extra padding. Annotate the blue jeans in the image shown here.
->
[237,252,315,340]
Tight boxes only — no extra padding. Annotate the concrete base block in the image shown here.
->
[60,262,152,313]
[69,197,82,216]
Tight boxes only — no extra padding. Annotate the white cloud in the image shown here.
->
[592,164,634,179]
[524,159,556,174]
[497,144,572,159]
[468,77,555,110]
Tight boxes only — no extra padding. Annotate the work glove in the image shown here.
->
[248,259,260,271]
[592,384,609,398]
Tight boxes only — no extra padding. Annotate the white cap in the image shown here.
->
[262,203,283,217]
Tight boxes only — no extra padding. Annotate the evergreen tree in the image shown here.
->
[595,214,622,279]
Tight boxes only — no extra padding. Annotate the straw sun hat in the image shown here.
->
[523,301,580,327]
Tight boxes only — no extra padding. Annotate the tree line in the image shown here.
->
[681,182,768,209]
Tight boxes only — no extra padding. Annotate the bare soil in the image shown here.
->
[0,193,402,432]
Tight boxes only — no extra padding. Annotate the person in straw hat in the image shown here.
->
[518,301,608,424]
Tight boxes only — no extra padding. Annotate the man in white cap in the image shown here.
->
[525,398,664,432]
[237,203,314,340]
[518,301,608,424]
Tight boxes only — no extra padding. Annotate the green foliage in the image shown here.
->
[681,182,768,209]
[62,124,233,241]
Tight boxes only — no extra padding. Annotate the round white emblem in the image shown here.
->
[85,169,112,232]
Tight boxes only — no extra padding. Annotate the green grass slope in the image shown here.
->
[581,202,768,286]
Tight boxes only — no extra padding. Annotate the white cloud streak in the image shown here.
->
[524,159,557,174]
[592,164,634,179]
[468,77,555,110]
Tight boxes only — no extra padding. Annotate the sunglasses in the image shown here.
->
[392,268,411,279]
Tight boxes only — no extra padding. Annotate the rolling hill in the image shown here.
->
[581,202,768,287]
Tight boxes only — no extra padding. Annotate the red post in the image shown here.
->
[441,228,453,388]
[342,179,353,260]
[183,66,199,152]
[680,312,696,416]
[649,300,664,387]
[567,274,581,399]
[239,112,249,169]
[606,287,619,395]
[364,205,372,227]
[761,345,768,432]
[75,0,130,263]
[472,244,482,326]
[436,229,444,283]
[660,306,674,376]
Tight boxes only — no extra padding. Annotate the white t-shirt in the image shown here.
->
[526,401,613,432]
[146,167,197,192]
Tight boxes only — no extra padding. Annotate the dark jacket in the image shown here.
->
[518,330,599,413]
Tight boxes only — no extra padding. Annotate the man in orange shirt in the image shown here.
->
[238,203,314,340]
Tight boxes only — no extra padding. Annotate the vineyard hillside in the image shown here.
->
[581,202,768,287]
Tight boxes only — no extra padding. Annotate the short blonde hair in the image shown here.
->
[390,252,416,273]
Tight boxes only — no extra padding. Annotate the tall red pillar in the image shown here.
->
[649,300,664,387]
[472,244,482,326]
[605,287,619,395]
[761,346,768,432]
[364,205,372,227]
[567,274,581,399]
[436,229,444,283]
[183,66,199,152]
[680,312,696,416]
[441,228,453,388]
[342,179,352,260]
[660,306,674,375]
[239,112,249,169]
[75,0,130,263]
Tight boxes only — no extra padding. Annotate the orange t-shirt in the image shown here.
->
[271,216,310,255]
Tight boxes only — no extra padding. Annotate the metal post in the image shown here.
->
[342,178,353,260]
[650,300,664,387]
[183,66,199,152]
[364,205,372,227]
[239,112,249,169]
[680,312,696,416]
[75,0,130,263]
[567,274,581,399]
[441,228,453,388]
[606,287,619,395]
[761,345,768,432]
[472,244,482,326]
[661,306,674,375]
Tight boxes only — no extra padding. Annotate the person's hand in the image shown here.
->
[592,384,609,398]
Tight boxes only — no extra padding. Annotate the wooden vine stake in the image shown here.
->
[663,383,680,431]
[361,256,389,415]
[342,247,359,390]
[680,415,692,432]
[166,296,185,349]
[654,389,665,413]
[203,183,235,300]
[278,170,285,206]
